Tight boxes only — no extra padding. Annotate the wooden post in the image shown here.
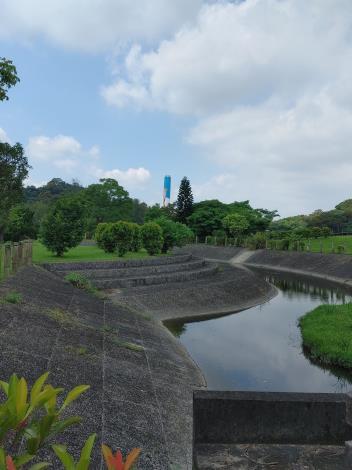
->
[225,237,227,247]
[12,243,19,273]
[4,243,11,278]
[195,235,198,245]
[320,241,323,254]
[214,236,217,246]
[18,241,24,268]
[28,240,33,265]
[331,240,334,253]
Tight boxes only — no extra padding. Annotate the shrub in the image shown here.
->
[245,232,267,250]
[65,272,91,290]
[310,226,322,239]
[321,226,331,238]
[141,222,163,255]
[94,223,117,253]
[174,222,194,246]
[40,197,85,256]
[337,244,345,254]
[130,223,142,252]
[155,217,178,253]
[113,221,134,257]
[95,223,109,250]
[276,239,290,250]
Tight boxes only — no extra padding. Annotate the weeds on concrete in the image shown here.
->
[110,337,144,352]
[0,291,22,304]
[64,272,106,299]
[46,307,81,328]
[65,345,89,356]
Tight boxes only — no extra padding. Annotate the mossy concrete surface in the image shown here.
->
[0,265,204,469]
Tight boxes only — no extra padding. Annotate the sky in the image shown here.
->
[1,0,352,216]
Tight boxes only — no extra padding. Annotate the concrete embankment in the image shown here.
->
[178,245,352,286]
[0,265,205,469]
[243,249,352,286]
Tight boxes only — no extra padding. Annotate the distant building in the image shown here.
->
[163,175,171,207]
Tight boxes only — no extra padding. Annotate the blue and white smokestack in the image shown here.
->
[163,175,171,207]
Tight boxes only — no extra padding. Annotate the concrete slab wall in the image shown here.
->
[194,390,352,445]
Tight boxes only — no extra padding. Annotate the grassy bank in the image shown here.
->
[305,235,352,254]
[33,241,149,264]
[299,303,352,368]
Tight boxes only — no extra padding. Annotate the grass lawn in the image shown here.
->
[299,303,352,369]
[303,235,352,254]
[33,241,150,264]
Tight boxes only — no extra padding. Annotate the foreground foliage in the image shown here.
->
[0,373,141,469]
[299,303,352,368]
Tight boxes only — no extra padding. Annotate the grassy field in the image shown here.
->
[33,241,150,264]
[299,303,352,369]
[305,235,352,254]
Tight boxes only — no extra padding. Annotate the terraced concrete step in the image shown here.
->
[44,253,192,273]
[56,258,206,279]
[93,264,218,288]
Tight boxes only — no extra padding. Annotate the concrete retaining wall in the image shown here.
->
[174,244,243,261]
[43,253,192,272]
[245,250,352,284]
[193,390,352,445]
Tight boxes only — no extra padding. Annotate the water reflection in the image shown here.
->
[167,270,352,393]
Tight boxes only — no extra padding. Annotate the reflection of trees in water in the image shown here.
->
[164,320,187,338]
[302,345,352,392]
[265,275,352,304]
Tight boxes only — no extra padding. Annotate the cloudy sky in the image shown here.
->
[1,0,352,216]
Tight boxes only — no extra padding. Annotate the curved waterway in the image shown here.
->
[167,269,352,393]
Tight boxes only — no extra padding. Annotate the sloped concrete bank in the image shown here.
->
[177,245,352,286]
[243,249,352,286]
[0,266,205,469]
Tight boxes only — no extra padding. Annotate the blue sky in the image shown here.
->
[1,0,352,216]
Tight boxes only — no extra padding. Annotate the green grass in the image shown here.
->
[33,241,150,263]
[299,303,352,368]
[304,235,352,254]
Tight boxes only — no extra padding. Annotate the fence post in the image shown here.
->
[18,241,24,268]
[331,240,334,253]
[195,235,198,245]
[4,243,12,278]
[12,243,19,273]
[320,241,323,254]
[28,240,33,265]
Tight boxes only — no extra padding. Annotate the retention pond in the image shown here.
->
[167,269,352,393]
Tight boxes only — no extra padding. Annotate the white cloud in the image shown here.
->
[102,0,352,214]
[93,166,151,187]
[27,135,85,161]
[0,128,10,143]
[0,0,203,52]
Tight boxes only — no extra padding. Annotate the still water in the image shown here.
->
[167,270,352,393]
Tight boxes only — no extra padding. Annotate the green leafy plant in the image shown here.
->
[113,222,134,257]
[129,223,142,253]
[64,273,91,290]
[0,373,89,466]
[53,433,96,470]
[140,222,163,255]
[1,291,22,304]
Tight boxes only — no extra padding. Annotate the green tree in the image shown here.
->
[0,142,30,241]
[113,221,134,257]
[4,204,36,241]
[176,177,194,223]
[223,213,250,237]
[40,197,85,256]
[155,217,178,253]
[0,57,20,101]
[84,178,133,233]
[187,200,229,239]
[145,202,176,222]
[130,223,142,252]
[141,222,163,255]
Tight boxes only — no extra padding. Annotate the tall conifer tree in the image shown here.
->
[176,177,194,224]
